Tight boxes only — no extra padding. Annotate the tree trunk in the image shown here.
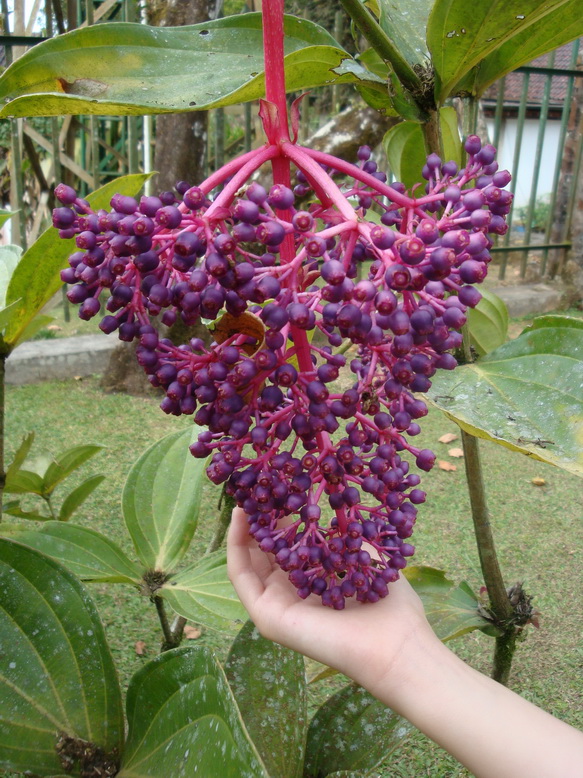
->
[550,52,583,287]
[152,0,214,191]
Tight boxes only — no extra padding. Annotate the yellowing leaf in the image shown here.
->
[531,477,546,487]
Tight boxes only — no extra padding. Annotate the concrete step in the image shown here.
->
[6,333,118,385]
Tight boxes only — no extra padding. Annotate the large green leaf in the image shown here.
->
[3,173,150,347]
[42,444,104,496]
[383,107,461,188]
[12,521,143,584]
[119,646,269,778]
[0,15,383,118]
[303,683,411,777]
[428,316,583,476]
[403,566,495,640]
[225,620,307,778]
[427,0,582,103]
[468,287,509,356]
[0,538,124,776]
[122,427,207,573]
[449,3,583,97]
[377,0,431,66]
[158,549,247,632]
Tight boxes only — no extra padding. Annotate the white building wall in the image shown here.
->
[486,118,561,209]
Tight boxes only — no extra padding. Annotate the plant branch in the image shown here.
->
[153,595,179,651]
[338,0,422,93]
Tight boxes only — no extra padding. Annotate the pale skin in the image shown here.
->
[227,507,583,778]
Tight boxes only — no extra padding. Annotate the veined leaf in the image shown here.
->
[427,0,581,103]
[158,549,247,633]
[119,647,269,777]
[304,683,411,776]
[42,443,104,495]
[450,3,583,97]
[3,468,44,495]
[428,316,583,476]
[404,566,495,640]
[59,474,107,521]
[13,521,142,584]
[3,173,150,347]
[0,15,383,118]
[468,287,509,356]
[225,621,307,778]
[377,0,431,66]
[5,432,35,482]
[0,538,123,775]
[122,427,207,572]
[2,501,50,521]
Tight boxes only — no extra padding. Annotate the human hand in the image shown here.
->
[227,507,437,692]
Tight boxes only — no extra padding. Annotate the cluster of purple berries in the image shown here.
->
[53,133,511,608]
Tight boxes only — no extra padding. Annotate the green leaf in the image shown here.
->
[2,500,50,521]
[13,521,142,584]
[383,107,461,189]
[0,538,124,775]
[377,0,431,66]
[0,15,382,118]
[462,3,583,97]
[3,173,150,347]
[427,0,581,103]
[356,49,421,119]
[3,467,44,495]
[122,427,207,573]
[304,683,411,777]
[119,646,269,777]
[428,316,583,476]
[42,443,104,496]
[468,287,509,356]
[12,314,55,347]
[5,431,35,482]
[59,474,107,521]
[0,208,15,229]
[158,549,247,633]
[225,620,307,778]
[403,566,494,640]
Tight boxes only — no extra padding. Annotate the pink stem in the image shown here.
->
[262,0,290,142]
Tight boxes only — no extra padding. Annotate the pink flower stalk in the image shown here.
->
[52,1,512,607]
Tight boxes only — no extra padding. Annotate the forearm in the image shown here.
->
[359,632,583,778]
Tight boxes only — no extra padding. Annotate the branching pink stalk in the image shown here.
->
[51,2,512,607]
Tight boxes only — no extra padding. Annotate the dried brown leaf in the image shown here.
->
[135,640,147,655]
[531,477,546,486]
[438,432,458,444]
[183,625,202,640]
[438,460,457,472]
[448,447,464,458]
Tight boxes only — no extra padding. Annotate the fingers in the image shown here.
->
[227,508,267,616]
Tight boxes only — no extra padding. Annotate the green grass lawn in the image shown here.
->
[3,374,582,777]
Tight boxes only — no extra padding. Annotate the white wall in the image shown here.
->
[486,118,561,209]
